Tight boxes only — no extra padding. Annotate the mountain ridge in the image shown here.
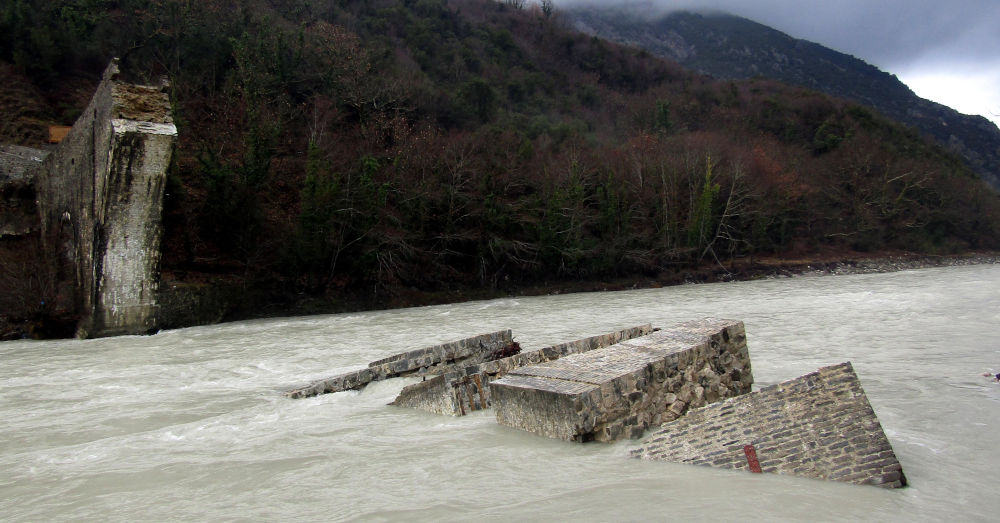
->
[567,7,1000,191]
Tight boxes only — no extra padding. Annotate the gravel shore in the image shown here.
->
[768,253,1000,279]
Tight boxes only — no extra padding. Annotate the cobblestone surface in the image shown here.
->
[490,318,752,442]
[631,362,906,488]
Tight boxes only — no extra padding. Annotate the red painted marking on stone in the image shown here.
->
[744,445,762,474]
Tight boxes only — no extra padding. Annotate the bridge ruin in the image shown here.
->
[1,59,176,338]
[286,319,906,489]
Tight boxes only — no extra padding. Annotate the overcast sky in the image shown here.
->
[557,0,1000,126]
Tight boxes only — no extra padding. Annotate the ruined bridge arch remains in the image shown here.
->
[35,59,176,338]
[288,319,906,489]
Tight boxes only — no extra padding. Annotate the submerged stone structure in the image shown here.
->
[286,330,514,399]
[33,59,176,338]
[631,362,906,488]
[391,325,653,415]
[287,319,906,489]
[490,318,753,442]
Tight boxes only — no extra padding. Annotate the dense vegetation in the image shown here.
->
[2,0,999,324]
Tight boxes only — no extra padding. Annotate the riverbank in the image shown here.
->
[393,250,1000,302]
[163,250,1000,328]
[673,250,1000,284]
[3,250,998,340]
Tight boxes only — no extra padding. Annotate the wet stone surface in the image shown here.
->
[391,325,653,415]
[286,330,513,398]
[490,318,752,442]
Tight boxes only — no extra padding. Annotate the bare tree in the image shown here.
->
[541,0,555,17]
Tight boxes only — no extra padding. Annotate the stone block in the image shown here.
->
[631,362,907,488]
[391,325,654,416]
[490,318,751,442]
[286,330,512,398]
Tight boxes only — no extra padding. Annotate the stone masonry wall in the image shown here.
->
[35,59,176,338]
[490,318,753,442]
[0,144,46,237]
[391,325,653,416]
[630,362,906,488]
[286,330,513,399]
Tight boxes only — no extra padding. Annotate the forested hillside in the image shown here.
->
[2,0,999,327]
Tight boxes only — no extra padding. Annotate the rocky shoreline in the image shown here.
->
[753,252,1000,280]
[522,251,1000,295]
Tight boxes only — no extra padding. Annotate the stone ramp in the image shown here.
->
[490,318,753,442]
[631,362,906,489]
[391,325,653,415]
[286,330,513,398]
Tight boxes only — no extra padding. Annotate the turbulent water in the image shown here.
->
[2,265,999,521]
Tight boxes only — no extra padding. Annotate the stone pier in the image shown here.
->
[34,59,176,338]
[391,325,654,415]
[490,318,753,442]
[630,362,906,488]
[286,330,514,398]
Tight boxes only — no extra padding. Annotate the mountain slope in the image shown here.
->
[568,8,1000,191]
[1,0,999,334]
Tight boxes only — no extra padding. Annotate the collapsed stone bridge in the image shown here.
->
[288,318,906,489]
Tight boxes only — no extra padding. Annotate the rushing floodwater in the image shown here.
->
[2,265,999,521]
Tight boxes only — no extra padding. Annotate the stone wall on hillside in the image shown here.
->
[631,362,906,488]
[34,59,176,338]
[0,144,46,237]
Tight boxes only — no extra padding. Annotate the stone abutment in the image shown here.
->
[34,59,176,338]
